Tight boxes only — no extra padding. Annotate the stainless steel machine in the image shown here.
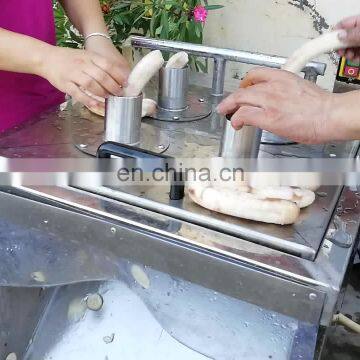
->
[0,37,359,360]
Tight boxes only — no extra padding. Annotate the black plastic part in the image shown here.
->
[97,142,184,200]
[97,141,166,159]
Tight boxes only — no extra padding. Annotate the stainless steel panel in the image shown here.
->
[0,188,326,325]
[23,280,318,360]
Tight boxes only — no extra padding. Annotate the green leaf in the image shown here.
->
[160,11,169,39]
[204,5,224,10]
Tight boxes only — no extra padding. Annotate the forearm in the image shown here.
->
[0,27,50,75]
[328,91,360,141]
[59,0,108,36]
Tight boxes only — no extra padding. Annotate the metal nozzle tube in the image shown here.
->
[158,65,189,110]
[105,93,143,146]
[220,115,262,158]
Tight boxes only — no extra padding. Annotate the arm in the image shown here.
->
[0,27,49,74]
[58,0,130,75]
[59,0,108,37]
[217,68,360,144]
[0,1,130,108]
[330,90,360,141]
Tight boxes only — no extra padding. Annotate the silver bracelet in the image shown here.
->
[84,32,111,43]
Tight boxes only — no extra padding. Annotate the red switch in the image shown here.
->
[344,66,359,78]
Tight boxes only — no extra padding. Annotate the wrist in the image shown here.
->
[325,92,359,142]
[84,33,112,49]
[32,43,56,78]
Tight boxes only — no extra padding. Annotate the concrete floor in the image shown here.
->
[321,256,360,360]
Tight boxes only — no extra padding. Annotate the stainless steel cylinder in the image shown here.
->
[220,116,262,158]
[105,94,143,146]
[158,65,189,110]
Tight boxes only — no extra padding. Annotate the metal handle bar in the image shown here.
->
[129,35,327,96]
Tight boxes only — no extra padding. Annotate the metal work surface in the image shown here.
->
[0,75,357,260]
[66,84,360,260]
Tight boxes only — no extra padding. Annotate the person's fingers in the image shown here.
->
[84,66,124,96]
[240,67,295,88]
[217,88,261,115]
[335,15,360,30]
[90,52,129,88]
[66,83,99,108]
[217,84,280,115]
[230,105,268,130]
[339,27,360,47]
[74,72,109,99]
[346,49,355,60]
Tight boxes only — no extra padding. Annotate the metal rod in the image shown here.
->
[212,58,227,96]
[129,35,327,76]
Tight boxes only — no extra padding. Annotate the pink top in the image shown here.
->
[0,0,65,133]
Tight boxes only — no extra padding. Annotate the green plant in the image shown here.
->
[53,1,224,70]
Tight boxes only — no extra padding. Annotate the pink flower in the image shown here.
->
[193,5,208,23]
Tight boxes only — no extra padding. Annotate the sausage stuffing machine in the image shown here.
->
[0,37,359,360]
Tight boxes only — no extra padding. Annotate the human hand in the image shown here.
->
[335,15,360,61]
[38,45,129,107]
[85,36,131,80]
[217,68,336,144]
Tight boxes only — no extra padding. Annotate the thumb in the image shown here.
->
[231,106,267,130]
[339,27,360,47]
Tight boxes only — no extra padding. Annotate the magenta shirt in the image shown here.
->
[0,0,65,133]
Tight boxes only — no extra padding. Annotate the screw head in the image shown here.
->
[173,116,180,121]
[110,227,116,234]
[309,293,317,300]
[198,98,205,103]
[86,293,104,311]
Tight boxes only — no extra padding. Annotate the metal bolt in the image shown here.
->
[309,293,317,300]
[110,227,116,234]
[157,144,166,151]
[173,116,180,121]
[198,98,205,103]
[86,293,104,311]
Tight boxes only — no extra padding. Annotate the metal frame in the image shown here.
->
[129,35,327,95]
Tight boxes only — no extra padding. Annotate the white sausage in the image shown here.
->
[283,30,349,73]
[86,98,158,118]
[124,50,165,97]
[251,186,315,209]
[142,98,157,117]
[166,52,189,69]
[188,180,300,225]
